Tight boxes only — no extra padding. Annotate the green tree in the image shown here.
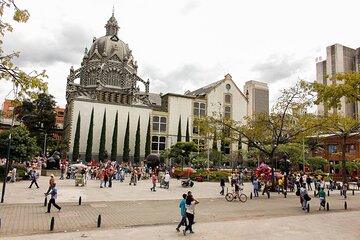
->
[145,115,151,158]
[123,113,130,162]
[306,156,328,171]
[72,113,81,161]
[186,118,190,142]
[85,108,94,162]
[177,116,182,142]
[0,1,47,100]
[198,81,320,188]
[98,110,107,162]
[111,111,118,161]
[320,114,360,183]
[134,116,141,163]
[311,72,360,110]
[169,142,198,170]
[0,127,39,162]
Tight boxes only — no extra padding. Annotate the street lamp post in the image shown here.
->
[1,133,12,203]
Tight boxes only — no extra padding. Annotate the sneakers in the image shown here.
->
[183,229,186,236]
[176,228,180,232]
[190,231,195,234]
[58,207,61,212]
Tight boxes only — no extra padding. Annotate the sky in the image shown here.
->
[1,0,360,109]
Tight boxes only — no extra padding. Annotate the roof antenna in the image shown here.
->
[112,5,115,16]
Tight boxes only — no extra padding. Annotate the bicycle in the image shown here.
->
[225,189,247,202]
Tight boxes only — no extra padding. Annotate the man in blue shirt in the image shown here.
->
[28,168,39,189]
[45,183,61,213]
[176,194,187,232]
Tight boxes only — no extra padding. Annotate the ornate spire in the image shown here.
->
[105,9,119,36]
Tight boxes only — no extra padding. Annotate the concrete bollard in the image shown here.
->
[97,214,101,228]
[44,196,48,207]
[250,192,252,199]
[50,217,55,231]
[326,202,329,211]
[79,196,82,206]
[344,201,347,210]
[307,203,310,213]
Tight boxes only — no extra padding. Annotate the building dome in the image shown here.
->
[88,35,131,61]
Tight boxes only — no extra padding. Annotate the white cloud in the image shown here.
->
[1,0,360,109]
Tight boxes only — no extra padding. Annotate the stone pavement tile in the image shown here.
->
[2,211,360,240]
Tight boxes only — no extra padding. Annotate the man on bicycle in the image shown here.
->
[234,183,240,198]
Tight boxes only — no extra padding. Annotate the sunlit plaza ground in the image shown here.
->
[0,176,359,239]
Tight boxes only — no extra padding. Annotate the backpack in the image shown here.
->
[296,188,300,196]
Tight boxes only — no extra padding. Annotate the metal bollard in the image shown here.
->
[250,192,252,199]
[79,196,82,206]
[44,196,48,207]
[314,191,316,197]
[326,202,329,211]
[267,191,270,199]
[97,214,101,228]
[352,190,354,196]
[226,187,228,195]
[284,191,287,198]
[344,201,347,210]
[307,203,310,213]
[327,190,330,197]
[340,190,343,196]
[50,217,55,231]
[0,218,1,228]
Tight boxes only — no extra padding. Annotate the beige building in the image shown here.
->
[316,43,360,118]
[64,13,269,162]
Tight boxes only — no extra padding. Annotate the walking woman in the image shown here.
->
[183,195,199,235]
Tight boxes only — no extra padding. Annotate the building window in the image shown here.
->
[328,144,339,154]
[225,94,231,104]
[152,136,166,153]
[152,116,167,132]
[345,144,356,154]
[224,106,231,118]
[193,102,206,116]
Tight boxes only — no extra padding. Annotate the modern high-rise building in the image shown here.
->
[316,43,360,118]
[243,80,269,116]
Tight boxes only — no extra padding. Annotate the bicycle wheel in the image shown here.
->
[239,193,247,203]
[225,193,234,202]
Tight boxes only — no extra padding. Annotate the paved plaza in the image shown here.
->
[0,176,359,239]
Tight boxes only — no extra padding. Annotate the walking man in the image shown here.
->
[176,194,187,232]
[45,183,61,213]
[220,178,225,195]
[28,168,39,188]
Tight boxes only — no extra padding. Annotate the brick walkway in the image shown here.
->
[1,191,359,237]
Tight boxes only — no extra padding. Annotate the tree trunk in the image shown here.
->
[342,135,347,183]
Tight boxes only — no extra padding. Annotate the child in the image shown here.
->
[318,187,326,210]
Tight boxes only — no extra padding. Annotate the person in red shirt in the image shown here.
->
[99,170,105,188]
[150,173,157,192]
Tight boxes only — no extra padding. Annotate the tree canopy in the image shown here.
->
[0,1,47,99]
[0,126,39,162]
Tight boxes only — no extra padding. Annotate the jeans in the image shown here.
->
[47,198,61,212]
[254,189,259,197]
[29,179,39,188]
[185,213,194,232]
[220,186,224,195]
[302,198,308,209]
[151,182,156,191]
[177,215,187,229]
[100,180,104,188]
